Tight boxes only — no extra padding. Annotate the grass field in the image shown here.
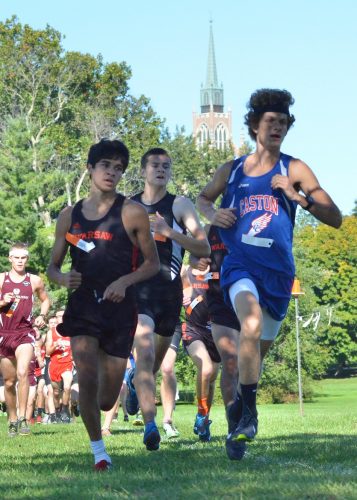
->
[0,378,356,499]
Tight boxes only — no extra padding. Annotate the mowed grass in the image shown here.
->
[0,378,356,500]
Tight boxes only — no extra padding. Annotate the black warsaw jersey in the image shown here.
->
[131,192,186,292]
[184,267,210,331]
[207,225,228,295]
[67,194,137,295]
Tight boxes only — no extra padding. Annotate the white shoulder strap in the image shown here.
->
[228,158,244,184]
[279,159,288,176]
[279,159,292,219]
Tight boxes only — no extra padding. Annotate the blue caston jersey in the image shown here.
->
[219,153,297,282]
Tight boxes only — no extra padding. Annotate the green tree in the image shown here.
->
[161,129,234,202]
[294,215,357,372]
[259,212,356,400]
[352,199,357,217]
[0,16,164,277]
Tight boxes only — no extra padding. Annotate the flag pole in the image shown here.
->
[292,278,304,416]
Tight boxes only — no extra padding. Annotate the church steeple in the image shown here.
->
[193,21,234,151]
[205,20,218,88]
[200,20,224,113]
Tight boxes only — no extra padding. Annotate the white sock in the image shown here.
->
[90,439,112,465]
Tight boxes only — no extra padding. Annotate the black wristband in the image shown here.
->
[303,195,314,211]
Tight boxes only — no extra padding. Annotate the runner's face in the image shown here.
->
[9,252,28,272]
[55,312,64,324]
[142,155,172,187]
[254,112,288,148]
[89,158,124,192]
[48,318,57,328]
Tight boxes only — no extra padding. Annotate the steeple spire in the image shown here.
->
[193,20,234,152]
[200,20,224,113]
[205,19,218,88]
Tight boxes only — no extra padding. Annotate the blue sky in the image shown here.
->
[2,0,356,214]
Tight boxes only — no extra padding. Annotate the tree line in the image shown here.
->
[0,17,355,399]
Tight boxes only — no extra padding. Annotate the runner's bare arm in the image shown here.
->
[35,346,45,368]
[189,254,211,272]
[47,206,82,289]
[31,275,50,327]
[197,161,237,228]
[180,265,192,306]
[45,329,55,356]
[271,159,342,228]
[123,200,160,284]
[103,200,160,302]
[180,264,189,287]
[0,272,14,308]
[166,197,210,257]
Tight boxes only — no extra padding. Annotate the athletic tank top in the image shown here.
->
[184,267,210,330]
[131,192,186,288]
[206,225,228,295]
[219,153,297,278]
[67,194,137,295]
[50,327,72,364]
[0,272,34,334]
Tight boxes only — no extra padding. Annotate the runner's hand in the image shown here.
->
[196,257,211,272]
[271,174,298,200]
[61,270,82,289]
[182,295,191,306]
[211,208,237,228]
[153,212,172,238]
[34,315,46,328]
[103,277,127,303]
[2,292,15,303]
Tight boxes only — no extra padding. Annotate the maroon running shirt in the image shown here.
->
[0,272,34,334]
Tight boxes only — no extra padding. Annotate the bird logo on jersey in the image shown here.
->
[247,212,272,236]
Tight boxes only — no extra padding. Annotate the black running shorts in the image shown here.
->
[136,293,182,338]
[182,322,221,363]
[58,288,137,358]
[207,290,240,331]
[169,322,182,352]
[44,357,51,385]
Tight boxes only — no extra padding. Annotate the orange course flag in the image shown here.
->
[291,278,303,296]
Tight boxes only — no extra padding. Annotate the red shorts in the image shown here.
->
[49,360,73,383]
[0,331,36,359]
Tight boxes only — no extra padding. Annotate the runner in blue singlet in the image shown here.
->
[197,88,342,460]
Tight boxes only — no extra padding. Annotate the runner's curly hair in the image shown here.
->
[244,89,295,141]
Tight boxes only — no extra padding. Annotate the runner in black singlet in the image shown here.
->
[181,264,221,442]
[47,139,159,471]
[130,147,210,451]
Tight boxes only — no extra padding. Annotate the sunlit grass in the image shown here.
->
[0,378,356,499]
